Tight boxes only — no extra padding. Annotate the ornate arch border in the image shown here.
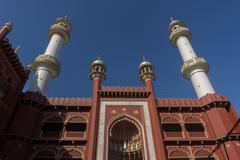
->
[63,114,89,138]
[41,114,64,124]
[64,114,88,124]
[39,114,64,138]
[168,148,191,158]
[30,148,56,160]
[162,115,181,123]
[194,148,219,160]
[96,101,156,160]
[59,148,84,159]
[105,113,147,160]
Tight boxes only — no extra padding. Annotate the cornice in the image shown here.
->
[0,38,29,81]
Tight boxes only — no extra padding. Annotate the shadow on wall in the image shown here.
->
[30,147,83,160]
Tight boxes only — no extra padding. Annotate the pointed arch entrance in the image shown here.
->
[108,116,144,160]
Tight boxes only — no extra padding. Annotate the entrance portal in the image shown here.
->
[108,116,144,160]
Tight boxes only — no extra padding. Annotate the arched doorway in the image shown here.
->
[108,116,144,160]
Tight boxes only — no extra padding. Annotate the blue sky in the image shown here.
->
[1,0,240,112]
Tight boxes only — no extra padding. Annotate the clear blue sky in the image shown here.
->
[1,0,240,112]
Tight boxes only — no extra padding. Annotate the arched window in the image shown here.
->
[65,116,87,137]
[195,149,215,160]
[161,116,182,137]
[184,116,205,137]
[108,116,144,160]
[60,149,83,160]
[41,116,64,138]
[169,149,190,160]
[32,149,56,160]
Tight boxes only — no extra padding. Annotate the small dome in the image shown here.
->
[54,16,72,31]
[91,59,105,67]
[139,60,153,70]
[168,19,186,33]
[90,57,106,80]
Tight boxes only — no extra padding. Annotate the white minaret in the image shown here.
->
[29,16,71,95]
[168,18,215,98]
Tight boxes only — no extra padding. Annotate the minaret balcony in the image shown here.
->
[181,57,209,80]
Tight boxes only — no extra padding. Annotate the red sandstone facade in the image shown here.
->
[0,23,240,160]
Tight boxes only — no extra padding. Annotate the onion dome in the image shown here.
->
[139,57,155,82]
[90,57,106,80]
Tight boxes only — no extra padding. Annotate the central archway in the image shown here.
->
[108,116,144,160]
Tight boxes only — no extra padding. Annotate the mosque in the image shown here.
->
[0,16,239,160]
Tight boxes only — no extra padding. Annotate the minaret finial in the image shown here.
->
[143,56,146,61]
[170,17,174,22]
[139,58,155,82]
[90,56,106,80]
[97,55,101,60]
[14,45,21,54]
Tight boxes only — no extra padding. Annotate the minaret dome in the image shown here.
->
[139,57,155,82]
[90,57,106,80]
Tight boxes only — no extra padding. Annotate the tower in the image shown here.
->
[87,57,106,160]
[169,18,215,98]
[29,16,71,95]
[139,58,167,160]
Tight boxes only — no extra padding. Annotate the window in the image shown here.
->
[162,123,182,132]
[185,123,204,132]
[65,116,87,137]
[42,122,63,131]
[65,123,87,132]
[41,116,63,138]
[184,116,205,137]
[162,116,183,137]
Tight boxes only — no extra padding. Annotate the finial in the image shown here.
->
[143,56,146,61]
[170,17,174,22]
[64,15,68,19]
[14,45,21,54]
[4,22,13,31]
[97,55,101,60]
